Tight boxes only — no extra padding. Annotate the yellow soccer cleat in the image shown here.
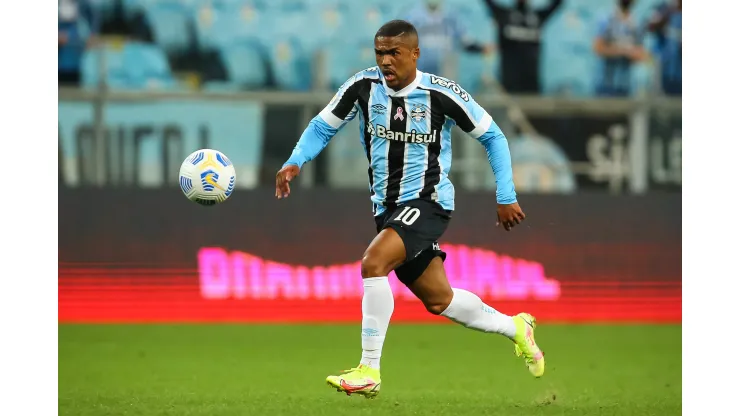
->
[326,364,381,398]
[512,313,546,377]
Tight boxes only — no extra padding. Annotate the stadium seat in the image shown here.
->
[324,41,376,90]
[455,52,498,95]
[121,0,146,20]
[193,0,266,51]
[341,3,387,43]
[120,42,178,89]
[80,45,126,88]
[368,0,397,17]
[540,5,599,96]
[122,0,197,21]
[310,6,345,49]
[91,0,119,23]
[260,9,306,40]
[81,41,178,90]
[542,52,591,97]
[266,36,313,90]
[263,0,308,13]
[141,1,193,54]
[310,0,352,18]
[218,41,269,89]
[262,6,338,57]
[460,6,495,46]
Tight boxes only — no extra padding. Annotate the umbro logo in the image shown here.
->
[362,328,379,336]
[371,104,386,115]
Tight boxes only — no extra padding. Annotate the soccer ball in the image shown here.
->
[179,149,236,206]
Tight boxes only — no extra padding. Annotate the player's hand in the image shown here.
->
[275,165,300,199]
[496,202,526,231]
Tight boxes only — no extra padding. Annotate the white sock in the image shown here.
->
[359,276,394,370]
[441,288,517,339]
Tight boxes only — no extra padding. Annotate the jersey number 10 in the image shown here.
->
[393,206,421,226]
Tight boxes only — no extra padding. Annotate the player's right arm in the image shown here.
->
[275,74,364,199]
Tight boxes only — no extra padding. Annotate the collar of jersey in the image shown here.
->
[382,69,423,97]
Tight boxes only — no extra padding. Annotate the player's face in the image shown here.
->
[374,35,419,90]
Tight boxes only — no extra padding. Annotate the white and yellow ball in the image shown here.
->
[179,149,236,206]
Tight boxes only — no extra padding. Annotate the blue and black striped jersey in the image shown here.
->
[284,67,516,215]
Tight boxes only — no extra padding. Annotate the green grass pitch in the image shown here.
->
[59,324,681,415]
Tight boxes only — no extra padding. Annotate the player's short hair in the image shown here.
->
[375,20,418,40]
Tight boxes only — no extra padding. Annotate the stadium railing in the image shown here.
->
[58,86,681,194]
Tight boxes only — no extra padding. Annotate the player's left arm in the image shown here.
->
[438,86,525,230]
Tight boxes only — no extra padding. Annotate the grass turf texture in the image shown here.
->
[59,324,680,415]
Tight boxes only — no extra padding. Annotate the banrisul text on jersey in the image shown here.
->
[367,124,438,144]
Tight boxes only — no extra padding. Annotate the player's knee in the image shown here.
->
[425,303,447,315]
[361,253,393,279]
[424,294,453,316]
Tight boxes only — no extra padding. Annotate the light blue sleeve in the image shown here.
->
[282,74,362,168]
[460,99,515,202]
[283,116,339,169]
[476,120,517,204]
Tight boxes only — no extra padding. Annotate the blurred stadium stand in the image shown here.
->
[81,39,178,89]
[76,0,669,95]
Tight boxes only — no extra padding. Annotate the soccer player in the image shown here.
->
[275,20,544,398]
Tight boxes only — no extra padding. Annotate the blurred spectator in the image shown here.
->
[482,0,563,94]
[406,0,494,77]
[647,0,681,96]
[592,0,647,97]
[59,0,97,86]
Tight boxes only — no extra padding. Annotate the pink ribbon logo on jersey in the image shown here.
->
[394,107,404,121]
